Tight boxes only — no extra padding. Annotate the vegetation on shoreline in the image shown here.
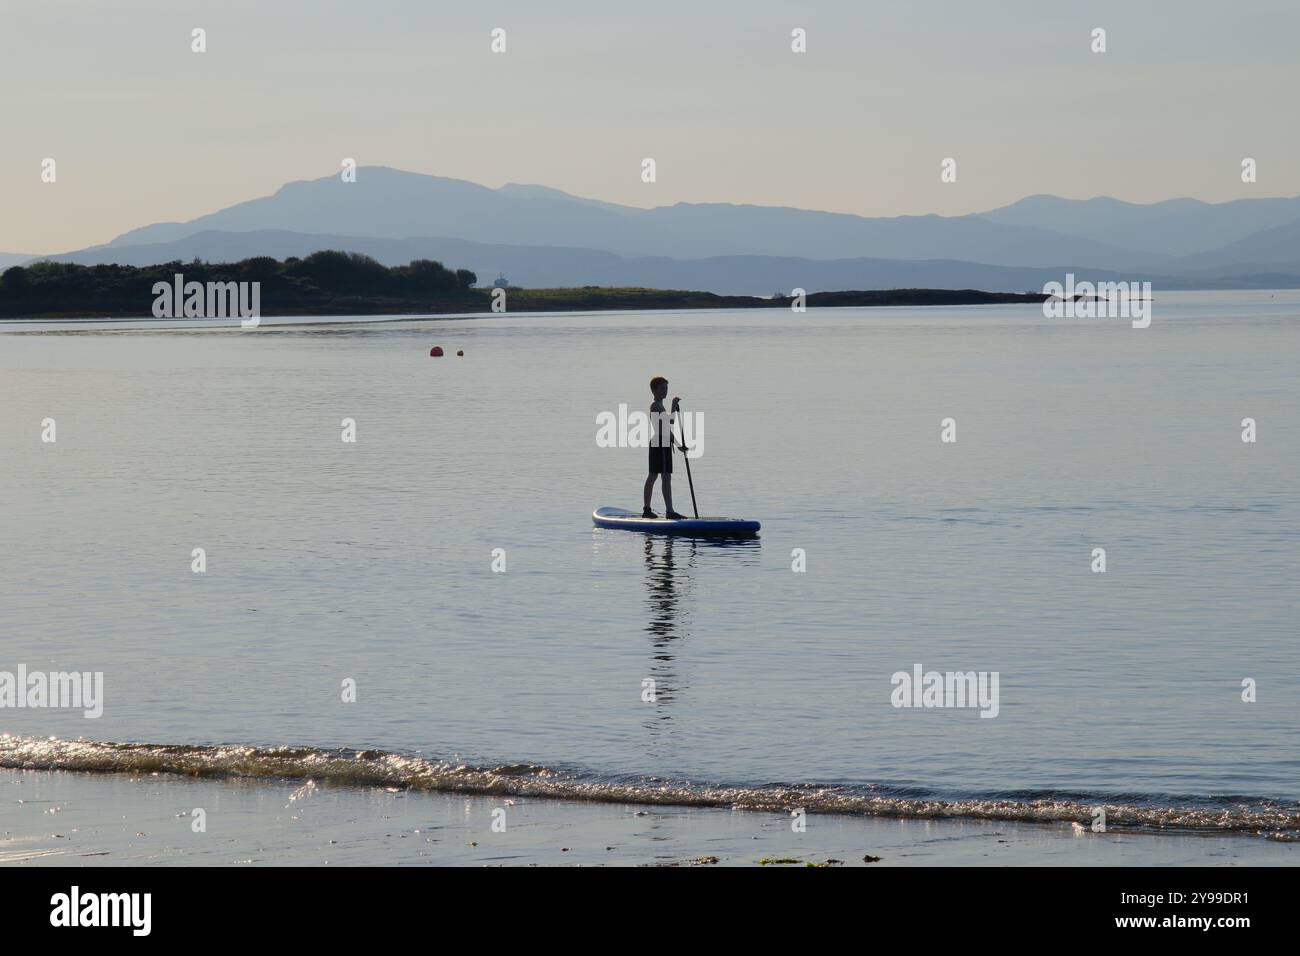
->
[0,251,1048,318]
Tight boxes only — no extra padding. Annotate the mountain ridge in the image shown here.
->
[97,166,1163,269]
[20,167,1300,291]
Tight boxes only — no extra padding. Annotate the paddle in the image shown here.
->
[672,401,699,519]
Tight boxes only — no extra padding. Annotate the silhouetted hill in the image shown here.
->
[1165,218,1300,275]
[99,167,1156,269]
[978,194,1300,258]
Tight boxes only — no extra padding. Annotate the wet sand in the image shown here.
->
[2,770,1295,867]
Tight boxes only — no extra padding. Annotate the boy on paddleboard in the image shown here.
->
[643,375,686,519]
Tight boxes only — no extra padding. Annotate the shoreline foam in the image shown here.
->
[4,736,1297,841]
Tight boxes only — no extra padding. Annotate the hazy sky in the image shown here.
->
[3,0,1297,253]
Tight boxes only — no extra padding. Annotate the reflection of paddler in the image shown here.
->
[644,534,699,651]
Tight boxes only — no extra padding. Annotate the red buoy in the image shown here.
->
[429,346,444,357]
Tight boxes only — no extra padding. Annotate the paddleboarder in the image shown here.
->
[643,375,687,519]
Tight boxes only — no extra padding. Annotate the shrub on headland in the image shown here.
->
[0,252,478,316]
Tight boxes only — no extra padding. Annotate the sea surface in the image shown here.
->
[3,292,1299,848]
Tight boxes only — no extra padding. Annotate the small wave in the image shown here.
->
[3,735,1298,838]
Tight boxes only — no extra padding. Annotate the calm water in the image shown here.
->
[3,293,1299,834]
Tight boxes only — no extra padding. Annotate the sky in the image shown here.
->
[2,0,1297,254]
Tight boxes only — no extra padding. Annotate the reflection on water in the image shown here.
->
[641,534,762,729]
[644,535,694,644]
[642,535,693,731]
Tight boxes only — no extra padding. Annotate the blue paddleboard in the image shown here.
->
[593,506,760,537]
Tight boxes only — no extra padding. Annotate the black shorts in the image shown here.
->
[648,444,672,475]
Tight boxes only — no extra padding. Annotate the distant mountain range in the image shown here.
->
[32,228,1283,294]
[16,167,1300,293]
